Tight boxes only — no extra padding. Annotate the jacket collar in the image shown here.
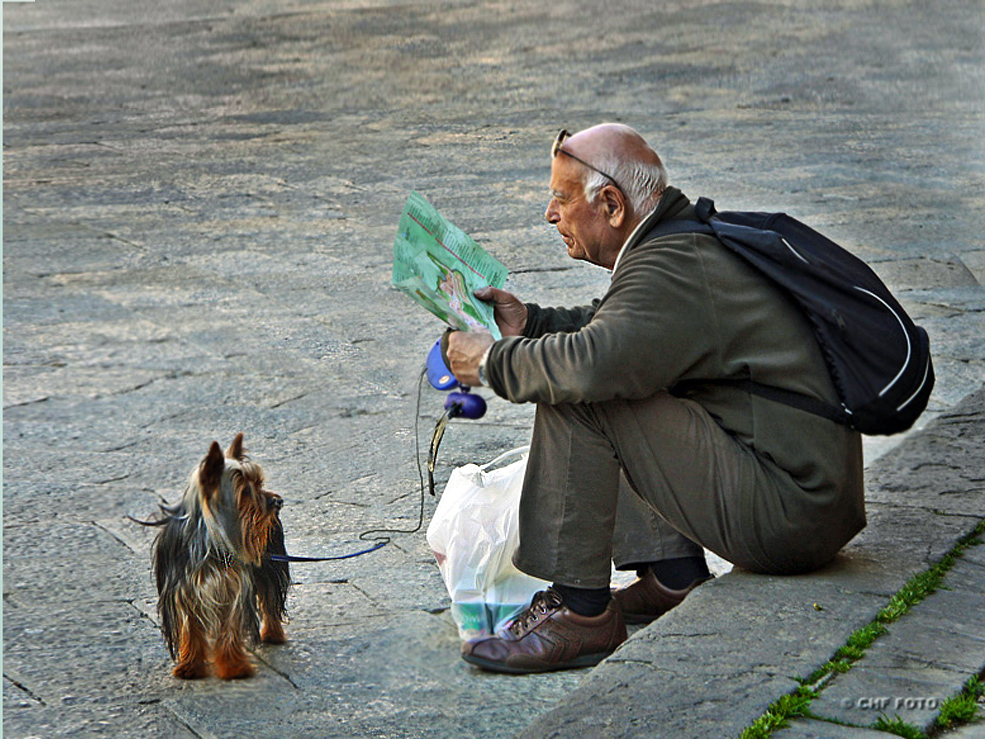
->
[611,187,692,275]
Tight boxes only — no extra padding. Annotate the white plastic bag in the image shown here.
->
[426,446,549,640]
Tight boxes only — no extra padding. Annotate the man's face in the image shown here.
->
[544,156,617,268]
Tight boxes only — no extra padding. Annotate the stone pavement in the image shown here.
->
[3,1,983,737]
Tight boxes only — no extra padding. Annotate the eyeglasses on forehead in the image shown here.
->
[551,129,624,193]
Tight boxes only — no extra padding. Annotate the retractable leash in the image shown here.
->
[271,337,486,563]
[424,336,487,495]
[269,366,432,564]
[131,339,485,564]
[267,541,388,563]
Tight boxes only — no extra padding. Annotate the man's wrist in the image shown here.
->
[477,346,492,387]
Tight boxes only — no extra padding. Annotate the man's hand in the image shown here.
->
[446,331,495,387]
[474,286,527,337]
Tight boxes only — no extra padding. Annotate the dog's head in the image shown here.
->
[185,433,283,566]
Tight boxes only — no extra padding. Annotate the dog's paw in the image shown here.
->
[215,662,255,680]
[172,661,209,680]
[261,622,287,644]
[214,652,256,680]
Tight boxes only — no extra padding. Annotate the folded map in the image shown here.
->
[392,191,509,339]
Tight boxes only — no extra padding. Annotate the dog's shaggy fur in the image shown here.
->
[151,434,290,679]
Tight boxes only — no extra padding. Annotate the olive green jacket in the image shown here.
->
[485,187,865,511]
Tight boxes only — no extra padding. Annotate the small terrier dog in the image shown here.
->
[150,433,290,679]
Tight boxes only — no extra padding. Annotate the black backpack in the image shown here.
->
[647,197,934,436]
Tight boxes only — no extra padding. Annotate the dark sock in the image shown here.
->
[647,556,710,591]
[551,583,611,617]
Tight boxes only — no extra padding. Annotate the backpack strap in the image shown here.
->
[705,380,850,425]
[643,215,714,240]
[671,379,850,426]
[694,196,717,221]
[645,204,852,427]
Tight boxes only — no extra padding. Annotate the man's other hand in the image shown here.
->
[446,331,495,387]
[474,286,527,337]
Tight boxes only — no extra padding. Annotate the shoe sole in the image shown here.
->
[461,651,611,675]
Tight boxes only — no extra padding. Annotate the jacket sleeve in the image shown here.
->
[485,235,721,405]
[522,301,600,338]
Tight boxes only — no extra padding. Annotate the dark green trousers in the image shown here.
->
[514,392,865,588]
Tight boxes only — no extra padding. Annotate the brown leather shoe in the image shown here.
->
[461,589,627,674]
[612,571,709,625]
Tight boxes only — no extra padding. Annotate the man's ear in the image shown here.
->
[599,185,627,228]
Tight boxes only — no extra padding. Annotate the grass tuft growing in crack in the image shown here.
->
[936,675,984,731]
[872,715,925,738]
[800,519,985,688]
[740,518,985,738]
[738,686,817,739]
[836,621,888,662]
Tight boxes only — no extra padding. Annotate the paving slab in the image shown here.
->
[948,718,985,739]
[807,554,985,734]
[811,665,968,731]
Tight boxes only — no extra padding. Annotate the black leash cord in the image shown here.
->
[130,366,433,565]
[271,364,431,563]
[352,364,430,544]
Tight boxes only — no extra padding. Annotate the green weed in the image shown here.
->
[739,686,816,739]
[872,715,925,738]
[738,518,985,738]
[936,675,984,730]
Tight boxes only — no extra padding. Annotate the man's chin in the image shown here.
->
[566,244,588,261]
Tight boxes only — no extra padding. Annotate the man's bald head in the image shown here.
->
[564,123,661,169]
[558,123,668,216]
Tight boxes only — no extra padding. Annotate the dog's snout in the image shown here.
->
[267,494,284,511]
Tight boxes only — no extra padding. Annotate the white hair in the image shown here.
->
[584,156,668,214]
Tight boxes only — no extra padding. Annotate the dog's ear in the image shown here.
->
[227,432,245,461]
[200,441,226,492]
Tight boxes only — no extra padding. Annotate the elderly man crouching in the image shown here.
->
[445,124,864,674]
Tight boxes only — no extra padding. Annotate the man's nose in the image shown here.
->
[545,199,559,224]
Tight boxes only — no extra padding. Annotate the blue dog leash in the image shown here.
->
[126,513,392,563]
[264,368,435,565]
[134,368,433,566]
[267,540,388,563]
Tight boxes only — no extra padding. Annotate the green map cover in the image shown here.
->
[392,191,509,340]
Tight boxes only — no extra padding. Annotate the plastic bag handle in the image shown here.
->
[479,445,530,472]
